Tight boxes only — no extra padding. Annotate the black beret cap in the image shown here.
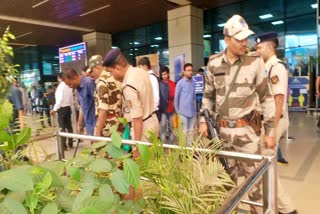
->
[103,48,121,66]
[255,32,278,44]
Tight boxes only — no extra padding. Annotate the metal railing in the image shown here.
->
[55,131,277,214]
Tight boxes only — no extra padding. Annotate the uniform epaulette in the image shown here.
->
[209,52,223,61]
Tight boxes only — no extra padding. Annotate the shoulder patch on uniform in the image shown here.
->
[271,75,279,84]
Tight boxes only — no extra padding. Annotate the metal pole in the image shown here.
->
[57,132,263,162]
[263,155,278,214]
[216,158,270,214]
[55,130,64,160]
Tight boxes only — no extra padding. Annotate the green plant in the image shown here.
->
[136,129,235,214]
[0,27,19,101]
[0,130,145,214]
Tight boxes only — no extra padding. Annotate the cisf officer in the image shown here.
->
[102,48,159,141]
[255,32,297,214]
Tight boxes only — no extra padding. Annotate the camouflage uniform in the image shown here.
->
[94,70,122,137]
[202,51,275,213]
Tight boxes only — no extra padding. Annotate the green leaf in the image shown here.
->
[69,167,81,181]
[118,117,127,125]
[111,131,122,148]
[80,196,113,213]
[123,159,140,189]
[2,198,27,214]
[106,143,124,160]
[72,185,94,212]
[7,33,15,40]
[0,99,12,128]
[80,207,101,214]
[99,184,114,204]
[55,188,74,212]
[6,191,26,203]
[38,172,52,193]
[0,130,10,142]
[91,141,107,149]
[89,159,112,173]
[137,144,151,165]
[39,161,65,176]
[111,169,129,194]
[0,168,34,191]
[15,127,31,147]
[41,203,58,214]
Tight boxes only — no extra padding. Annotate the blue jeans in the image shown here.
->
[160,112,174,144]
[180,114,195,146]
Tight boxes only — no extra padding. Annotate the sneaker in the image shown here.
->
[277,158,289,165]
[279,210,298,214]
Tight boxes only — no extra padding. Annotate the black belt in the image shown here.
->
[143,111,157,122]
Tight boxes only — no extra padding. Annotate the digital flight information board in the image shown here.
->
[59,42,87,73]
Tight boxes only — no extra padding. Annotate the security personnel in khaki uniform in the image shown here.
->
[88,55,123,137]
[256,32,297,214]
[102,48,159,141]
[199,15,276,214]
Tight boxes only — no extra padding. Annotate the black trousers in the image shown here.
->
[57,106,73,148]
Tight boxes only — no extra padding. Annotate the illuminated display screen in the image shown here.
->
[59,42,87,73]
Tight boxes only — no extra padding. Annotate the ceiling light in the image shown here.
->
[311,4,318,9]
[203,34,211,38]
[133,42,140,45]
[150,44,159,47]
[154,37,162,40]
[79,4,110,17]
[134,48,139,51]
[217,23,225,27]
[32,0,49,8]
[129,42,132,45]
[16,32,32,39]
[271,20,284,25]
[129,53,133,56]
[259,14,273,19]
[111,46,118,48]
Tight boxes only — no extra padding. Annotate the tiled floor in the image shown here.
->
[30,112,320,213]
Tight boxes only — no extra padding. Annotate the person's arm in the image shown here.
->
[199,60,216,136]
[95,109,107,136]
[150,75,160,110]
[255,58,276,148]
[316,76,320,98]
[78,107,84,133]
[132,117,143,140]
[51,83,62,114]
[274,94,284,125]
[174,81,181,113]
[18,109,25,130]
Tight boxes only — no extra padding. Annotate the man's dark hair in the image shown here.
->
[270,38,279,49]
[161,66,169,74]
[198,68,204,73]
[62,68,79,80]
[138,57,151,70]
[184,63,193,71]
[57,73,63,79]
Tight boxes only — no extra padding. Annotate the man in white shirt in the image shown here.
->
[51,73,74,150]
[137,57,160,121]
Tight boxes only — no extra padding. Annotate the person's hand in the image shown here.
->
[77,123,84,134]
[199,122,208,137]
[316,91,320,98]
[264,135,276,149]
[50,110,56,115]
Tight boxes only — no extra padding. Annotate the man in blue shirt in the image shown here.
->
[174,63,196,146]
[63,68,96,136]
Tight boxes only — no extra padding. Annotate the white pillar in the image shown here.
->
[168,5,204,79]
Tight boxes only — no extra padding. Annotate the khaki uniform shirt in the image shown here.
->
[202,51,275,136]
[265,55,289,118]
[122,66,159,140]
[94,70,122,137]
